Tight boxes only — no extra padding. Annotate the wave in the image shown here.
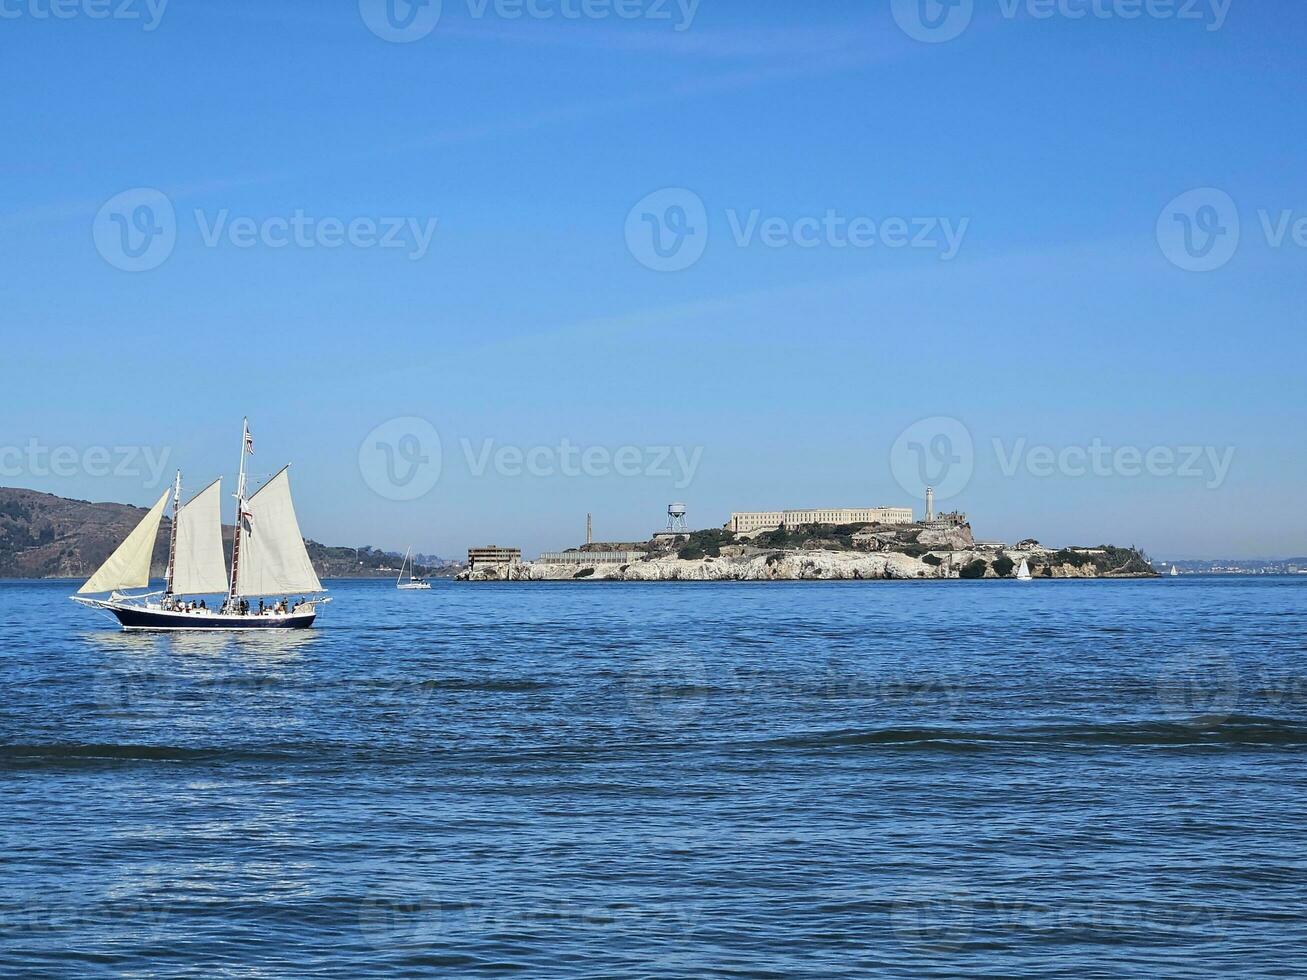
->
[7,714,1304,773]
[758,715,1307,751]
[0,742,306,766]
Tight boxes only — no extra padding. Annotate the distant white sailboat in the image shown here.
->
[396,548,432,590]
[1016,559,1033,581]
[1170,565,1180,577]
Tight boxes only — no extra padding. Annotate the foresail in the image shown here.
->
[236,467,324,597]
[78,490,170,595]
[173,479,229,595]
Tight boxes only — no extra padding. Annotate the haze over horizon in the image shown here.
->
[3,1,1304,560]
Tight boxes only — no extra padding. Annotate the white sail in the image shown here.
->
[78,489,170,595]
[172,479,229,596]
[235,466,323,597]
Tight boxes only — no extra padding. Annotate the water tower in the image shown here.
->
[667,502,689,533]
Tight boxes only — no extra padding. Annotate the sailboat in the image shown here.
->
[396,547,431,590]
[1016,558,1033,581]
[1170,565,1180,577]
[71,419,329,630]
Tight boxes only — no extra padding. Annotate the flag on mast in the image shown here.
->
[244,425,254,455]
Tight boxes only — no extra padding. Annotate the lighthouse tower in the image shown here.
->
[925,487,935,523]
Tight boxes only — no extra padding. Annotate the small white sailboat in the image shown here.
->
[1016,558,1033,581]
[71,418,330,630]
[396,548,431,590]
[1170,565,1180,577]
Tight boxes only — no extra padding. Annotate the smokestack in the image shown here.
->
[925,487,935,522]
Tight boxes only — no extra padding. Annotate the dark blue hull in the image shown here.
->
[108,605,317,631]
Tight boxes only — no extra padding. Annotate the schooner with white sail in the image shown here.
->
[71,419,328,630]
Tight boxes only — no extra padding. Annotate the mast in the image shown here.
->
[227,418,250,610]
[397,548,409,587]
[164,470,181,596]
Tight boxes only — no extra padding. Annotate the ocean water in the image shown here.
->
[2,576,1306,977]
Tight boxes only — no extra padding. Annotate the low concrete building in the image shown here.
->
[728,507,914,533]
[467,546,521,570]
[538,551,645,565]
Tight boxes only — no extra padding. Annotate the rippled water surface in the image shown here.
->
[3,576,1306,976]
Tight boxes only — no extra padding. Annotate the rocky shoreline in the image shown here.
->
[462,547,1156,582]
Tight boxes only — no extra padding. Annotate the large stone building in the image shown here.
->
[467,546,521,571]
[727,507,914,534]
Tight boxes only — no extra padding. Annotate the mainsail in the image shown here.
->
[172,479,229,596]
[77,489,170,595]
[234,466,323,597]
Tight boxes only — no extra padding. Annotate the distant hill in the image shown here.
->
[0,487,455,580]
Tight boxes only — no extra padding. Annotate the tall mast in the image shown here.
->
[164,470,181,596]
[227,418,250,610]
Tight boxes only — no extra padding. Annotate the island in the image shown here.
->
[460,518,1156,582]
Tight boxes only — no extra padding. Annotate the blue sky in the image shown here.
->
[2,0,1304,559]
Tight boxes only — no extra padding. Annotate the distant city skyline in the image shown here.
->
[2,1,1304,559]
